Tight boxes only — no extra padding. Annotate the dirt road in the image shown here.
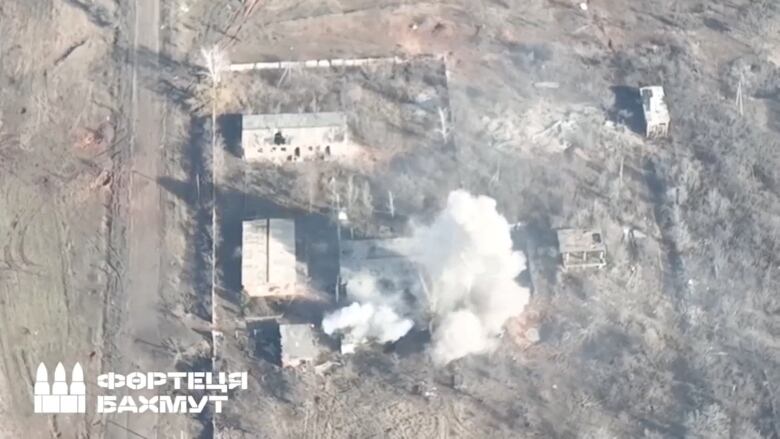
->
[107,0,166,436]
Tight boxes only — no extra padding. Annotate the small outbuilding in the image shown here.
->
[556,228,607,270]
[639,86,670,138]
[242,112,353,162]
[279,324,319,367]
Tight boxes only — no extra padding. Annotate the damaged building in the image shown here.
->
[640,85,670,138]
[336,237,424,354]
[242,112,355,163]
[557,228,607,270]
[339,237,425,299]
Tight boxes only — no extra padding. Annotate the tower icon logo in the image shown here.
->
[34,362,86,414]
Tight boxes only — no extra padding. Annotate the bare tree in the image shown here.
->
[736,72,744,116]
[200,45,229,86]
[387,190,395,218]
[346,174,356,212]
[437,106,450,142]
[361,180,373,215]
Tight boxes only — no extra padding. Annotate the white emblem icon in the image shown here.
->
[34,362,86,413]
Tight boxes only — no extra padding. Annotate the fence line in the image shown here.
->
[226,54,444,72]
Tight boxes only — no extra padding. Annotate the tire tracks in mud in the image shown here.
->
[53,203,73,337]
[0,189,87,436]
[101,0,132,378]
[1,195,46,275]
[96,2,136,438]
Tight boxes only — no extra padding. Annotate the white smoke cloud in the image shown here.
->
[322,272,413,344]
[323,190,531,365]
[430,310,497,365]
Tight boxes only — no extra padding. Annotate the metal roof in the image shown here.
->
[242,219,299,297]
[243,112,346,131]
[280,324,318,366]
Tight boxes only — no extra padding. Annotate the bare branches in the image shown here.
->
[736,73,744,116]
[200,45,229,86]
[437,106,450,143]
[387,190,395,218]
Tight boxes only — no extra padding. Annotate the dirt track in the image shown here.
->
[106,0,167,435]
[104,0,209,436]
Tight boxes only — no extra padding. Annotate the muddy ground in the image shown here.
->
[1,0,780,438]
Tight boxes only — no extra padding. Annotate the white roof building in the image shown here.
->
[242,218,305,297]
[242,112,354,162]
[639,86,670,138]
[279,324,319,367]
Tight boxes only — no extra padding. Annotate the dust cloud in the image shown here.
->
[323,190,530,364]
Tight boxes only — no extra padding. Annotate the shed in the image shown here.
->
[556,228,607,270]
[242,112,351,162]
[279,324,319,367]
[639,86,670,138]
[242,218,305,297]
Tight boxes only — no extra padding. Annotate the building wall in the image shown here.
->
[243,125,348,162]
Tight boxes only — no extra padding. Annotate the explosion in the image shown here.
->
[322,190,531,364]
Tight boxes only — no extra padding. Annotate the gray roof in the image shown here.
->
[241,219,299,297]
[243,112,346,130]
[280,324,318,363]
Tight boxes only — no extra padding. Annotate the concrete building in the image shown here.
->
[242,112,352,162]
[279,324,319,367]
[557,228,607,270]
[242,218,305,297]
[640,86,670,138]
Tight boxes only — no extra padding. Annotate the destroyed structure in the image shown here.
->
[241,218,305,297]
[337,237,423,354]
[242,112,352,162]
[639,86,670,138]
[557,228,607,270]
[339,237,424,298]
[279,324,319,367]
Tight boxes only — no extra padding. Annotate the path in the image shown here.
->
[108,0,165,437]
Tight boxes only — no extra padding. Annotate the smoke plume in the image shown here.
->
[321,272,414,344]
[323,190,530,364]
